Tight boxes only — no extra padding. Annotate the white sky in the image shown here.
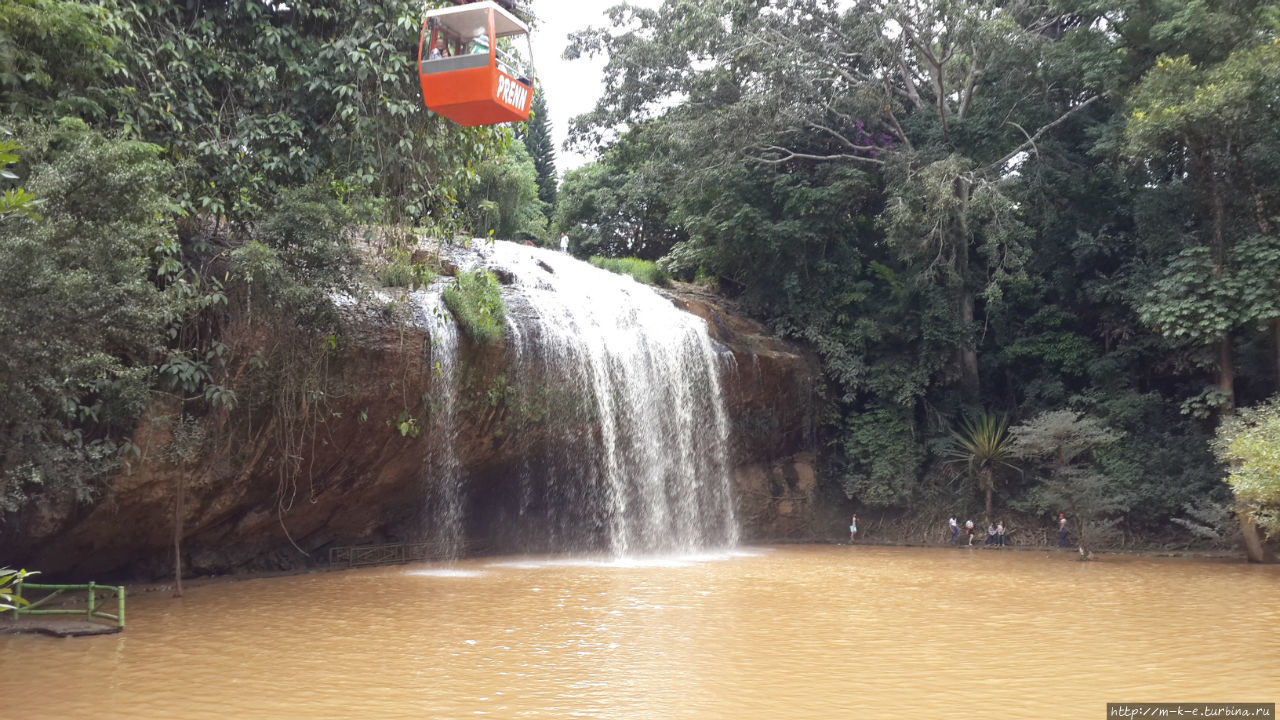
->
[530,1,662,177]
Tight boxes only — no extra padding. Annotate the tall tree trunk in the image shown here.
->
[1239,514,1271,563]
[173,473,185,597]
[1218,337,1236,415]
[1209,170,1235,413]
[1274,317,1280,393]
[955,179,979,398]
[983,474,992,521]
[960,291,980,398]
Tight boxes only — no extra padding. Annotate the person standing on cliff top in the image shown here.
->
[849,514,858,544]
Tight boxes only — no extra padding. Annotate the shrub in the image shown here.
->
[588,256,670,287]
[1,120,175,509]
[1214,396,1280,536]
[443,270,506,343]
[236,184,358,329]
[374,249,435,289]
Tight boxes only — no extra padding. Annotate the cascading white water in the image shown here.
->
[417,291,465,559]
[417,240,738,556]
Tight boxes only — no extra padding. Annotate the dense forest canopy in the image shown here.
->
[556,0,1280,551]
[0,0,550,522]
[1,0,1278,557]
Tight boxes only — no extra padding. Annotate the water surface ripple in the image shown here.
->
[2,546,1276,719]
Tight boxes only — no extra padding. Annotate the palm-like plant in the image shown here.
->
[945,412,1019,520]
[0,568,36,613]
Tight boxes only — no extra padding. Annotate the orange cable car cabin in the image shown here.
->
[418,1,535,127]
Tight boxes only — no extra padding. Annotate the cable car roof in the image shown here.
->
[424,1,530,40]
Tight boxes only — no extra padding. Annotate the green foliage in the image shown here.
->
[1137,246,1237,344]
[836,406,922,507]
[1,0,508,224]
[1010,411,1121,466]
[443,270,506,344]
[1214,395,1280,536]
[464,140,547,241]
[374,249,435,289]
[944,412,1017,516]
[556,129,684,261]
[0,138,40,220]
[231,184,357,328]
[1010,411,1127,550]
[1123,31,1280,412]
[0,0,125,119]
[517,89,557,208]
[0,567,36,612]
[554,0,1280,550]
[588,256,670,287]
[1,0,1277,554]
[0,120,176,507]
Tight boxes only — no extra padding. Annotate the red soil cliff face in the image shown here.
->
[9,286,822,580]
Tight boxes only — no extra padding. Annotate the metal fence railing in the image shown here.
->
[11,582,125,629]
[328,541,485,570]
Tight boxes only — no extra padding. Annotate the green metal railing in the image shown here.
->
[328,540,488,570]
[11,582,125,629]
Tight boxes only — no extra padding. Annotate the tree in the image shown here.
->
[0,120,176,515]
[1214,395,1280,562]
[0,0,126,120]
[464,140,547,240]
[1126,37,1280,413]
[554,127,685,261]
[570,0,1104,398]
[2,0,509,226]
[946,412,1017,520]
[1010,411,1125,555]
[518,89,558,208]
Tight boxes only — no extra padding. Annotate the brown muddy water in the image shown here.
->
[2,545,1276,719]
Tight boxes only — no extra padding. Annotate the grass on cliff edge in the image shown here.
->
[443,269,506,343]
[374,248,436,289]
[588,256,670,287]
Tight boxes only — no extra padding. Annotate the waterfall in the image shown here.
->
[418,291,465,560]
[417,240,739,556]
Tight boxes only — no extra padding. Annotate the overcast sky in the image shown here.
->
[529,1,661,178]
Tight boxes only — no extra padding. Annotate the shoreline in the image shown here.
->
[764,536,1250,560]
[4,541,1263,637]
[120,539,1255,594]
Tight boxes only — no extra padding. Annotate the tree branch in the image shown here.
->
[805,121,880,153]
[957,45,984,120]
[751,145,884,165]
[881,91,916,153]
[985,94,1105,174]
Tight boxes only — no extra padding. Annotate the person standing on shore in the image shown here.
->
[560,233,569,253]
[849,514,858,544]
[1057,513,1069,547]
[949,517,958,544]
[965,519,975,546]
[996,521,1005,547]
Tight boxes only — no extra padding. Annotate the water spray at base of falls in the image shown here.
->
[416,241,739,557]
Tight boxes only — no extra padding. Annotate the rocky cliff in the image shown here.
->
[8,274,822,581]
